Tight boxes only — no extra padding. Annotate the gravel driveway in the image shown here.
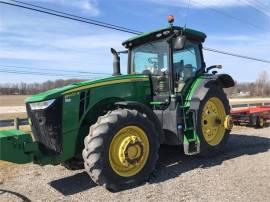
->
[0,126,269,202]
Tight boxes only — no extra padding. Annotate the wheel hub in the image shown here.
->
[118,136,144,167]
[224,115,233,130]
[109,126,150,177]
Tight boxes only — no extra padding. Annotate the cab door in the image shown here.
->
[173,41,203,93]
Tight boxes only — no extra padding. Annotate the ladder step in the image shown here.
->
[184,141,200,155]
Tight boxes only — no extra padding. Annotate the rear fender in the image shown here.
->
[190,74,234,108]
[183,74,234,155]
[215,74,235,88]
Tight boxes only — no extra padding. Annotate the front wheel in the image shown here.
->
[82,109,159,191]
[197,87,232,156]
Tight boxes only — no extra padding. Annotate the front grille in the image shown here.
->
[26,98,63,154]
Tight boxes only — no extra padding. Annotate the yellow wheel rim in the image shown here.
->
[109,126,149,177]
[201,97,227,146]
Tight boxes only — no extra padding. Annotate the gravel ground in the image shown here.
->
[0,126,269,202]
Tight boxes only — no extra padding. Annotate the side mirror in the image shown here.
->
[174,36,186,50]
[206,65,222,72]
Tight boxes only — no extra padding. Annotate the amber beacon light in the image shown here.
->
[168,15,174,24]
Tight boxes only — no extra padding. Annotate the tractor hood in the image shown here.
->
[25,74,149,103]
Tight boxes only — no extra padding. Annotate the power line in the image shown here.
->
[9,0,142,34]
[9,0,267,33]
[0,65,110,77]
[248,0,270,11]
[244,0,270,17]
[0,1,142,35]
[0,69,104,78]
[0,69,101,78]
[203,47,270,63]
[191,0,269,32]
[0,0,269,65]
[0,64,111,75]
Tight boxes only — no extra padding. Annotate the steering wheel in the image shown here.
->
[142,69,151,75]
[148,57,158,64]
[160,67,168,75]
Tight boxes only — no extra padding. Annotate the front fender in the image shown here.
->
[114,101,164,143]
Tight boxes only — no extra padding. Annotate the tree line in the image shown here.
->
[0,71,269,97]
[225,71,270,97]
[0,79,84,95]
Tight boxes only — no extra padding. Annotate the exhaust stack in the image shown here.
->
[111,48,121,76]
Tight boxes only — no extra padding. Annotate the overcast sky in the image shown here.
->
[0,0,270,83]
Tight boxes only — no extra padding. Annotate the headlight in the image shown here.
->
[29,99,55,110]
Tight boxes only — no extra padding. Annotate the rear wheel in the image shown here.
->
[256,116,265,128]
[82,109,159,191]
[197,87,232,156]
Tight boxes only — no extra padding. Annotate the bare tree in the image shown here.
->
[255,70,269,97]
[0,79,84,95]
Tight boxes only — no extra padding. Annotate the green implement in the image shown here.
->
[0,130,38,164]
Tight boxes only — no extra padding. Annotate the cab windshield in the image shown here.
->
[131,39,169,75]
[131,39,201,76]
[130,38,202,94]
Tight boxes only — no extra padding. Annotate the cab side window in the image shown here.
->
[173,42,202,92]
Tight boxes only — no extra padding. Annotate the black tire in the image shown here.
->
[256,116,265,128]
[61,157,84,170]
[82,109,159,191]
[197,86,231,157]
[250,114,257,127]
[234,121,239,126]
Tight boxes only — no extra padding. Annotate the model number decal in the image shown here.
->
[64,92,79,102]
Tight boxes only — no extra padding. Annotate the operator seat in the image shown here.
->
[183,64,194,81]
[174,60,184,81]
[174,60,185,92]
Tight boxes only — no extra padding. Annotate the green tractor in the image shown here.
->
[0,17,234,191]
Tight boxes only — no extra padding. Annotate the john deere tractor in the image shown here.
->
[0,17,234,191]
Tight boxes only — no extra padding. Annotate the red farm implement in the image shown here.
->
[231,103,270,128]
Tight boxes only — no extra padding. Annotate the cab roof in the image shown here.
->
[122,26,207,48]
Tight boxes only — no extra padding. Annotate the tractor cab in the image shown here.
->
[122,16,207,105]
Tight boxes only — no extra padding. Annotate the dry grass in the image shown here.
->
[0,96,31,135]
[0,96,29,130]
[0,112,27,120]
[0,95,29,106]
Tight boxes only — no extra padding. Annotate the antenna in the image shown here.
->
[184,0,192,29]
